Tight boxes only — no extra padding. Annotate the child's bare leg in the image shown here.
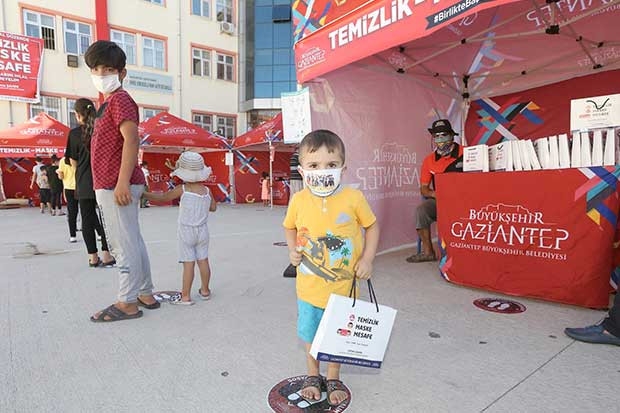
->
[196,258,211,296]
[181,261,195,302]
[327,362,348,405]
[301,343,321,400]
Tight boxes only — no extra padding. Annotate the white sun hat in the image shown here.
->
[170,151,212,183]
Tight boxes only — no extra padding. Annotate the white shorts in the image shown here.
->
[178,224,209,262]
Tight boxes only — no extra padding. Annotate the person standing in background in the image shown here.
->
[57,156,79,242]
[30,156,52,214]
[140,161,150,208]
[66,98,116,268]
[46,155,65,216]
[283,146,303,278]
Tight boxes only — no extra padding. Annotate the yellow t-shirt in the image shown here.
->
[57,157,76,190]
[283,186,377,309]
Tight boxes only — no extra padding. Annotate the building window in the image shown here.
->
[144,0,164,5]
[193,113,213,132]
[216,0,233,23]
[143,107,163,121]
[216,116,235,139]
[272,5,291,22]
[143,37,165,69]
[66,99,79,128]
[30,96,62,121]
[23,11,56,50]
[192,0,211,17]
[192,48,211,77]
[111,30,137,65]
[216,53,234,81]
[63,20,91,55]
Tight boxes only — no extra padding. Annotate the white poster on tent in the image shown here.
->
[281,88,312,144]
[570,93,620,131]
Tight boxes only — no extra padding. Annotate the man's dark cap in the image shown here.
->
[428,119,458,135]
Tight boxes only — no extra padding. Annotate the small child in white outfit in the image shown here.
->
[143,152,216,305]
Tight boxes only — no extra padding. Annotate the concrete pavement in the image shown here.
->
[0,204,617,413]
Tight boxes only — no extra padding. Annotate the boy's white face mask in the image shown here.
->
[91,74,121,94]
[300,167,343,197]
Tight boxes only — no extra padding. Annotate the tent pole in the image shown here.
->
[228,151,236,204]
[269,141,273,209]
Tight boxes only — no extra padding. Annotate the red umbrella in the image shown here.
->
[139,112,227,151]
[0,113,70,158]
[232,113,283,149]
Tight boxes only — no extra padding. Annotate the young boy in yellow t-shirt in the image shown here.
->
[283,129,380,407]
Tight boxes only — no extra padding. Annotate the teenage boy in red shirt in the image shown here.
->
[85,40,159,322]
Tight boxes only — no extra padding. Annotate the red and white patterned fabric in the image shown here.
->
[91,89,145,190]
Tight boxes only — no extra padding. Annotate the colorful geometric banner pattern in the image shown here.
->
[575,166,620,228]
[470,97,543,145]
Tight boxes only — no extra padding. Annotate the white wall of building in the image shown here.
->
[0,0,244,138]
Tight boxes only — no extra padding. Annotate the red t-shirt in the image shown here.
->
[420,143,464,188]
[91,89,146,190]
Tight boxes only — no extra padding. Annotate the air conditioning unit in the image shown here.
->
[67,54,79,68]
[220,22,235,35]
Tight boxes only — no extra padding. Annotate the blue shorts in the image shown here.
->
[297,300,324,343]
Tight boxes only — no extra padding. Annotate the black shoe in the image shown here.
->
[283,264,297,278]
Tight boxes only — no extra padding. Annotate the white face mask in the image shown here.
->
[91,74,121,94]
[301,167,343,197]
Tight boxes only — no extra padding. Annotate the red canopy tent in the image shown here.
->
[138,111,228,152]
[137,112,229,206]
[0,112,69,203]
[231,113,293,206]
[0,112,69,158]
[232,113,284,148]
[292,0,620,307]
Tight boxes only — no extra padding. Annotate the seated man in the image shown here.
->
[407,119,463,263]
[564,293,620,346]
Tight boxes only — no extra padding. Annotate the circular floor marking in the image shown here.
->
[473,298,526,314]
[267,375,351,412]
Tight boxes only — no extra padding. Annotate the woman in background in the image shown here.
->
[65,98,116,267]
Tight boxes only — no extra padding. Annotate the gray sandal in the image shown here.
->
[406,253,437,263]
[300,375,324,400]
[326,379,349,406]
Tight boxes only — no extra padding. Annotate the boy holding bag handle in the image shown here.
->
[283,130,380,407]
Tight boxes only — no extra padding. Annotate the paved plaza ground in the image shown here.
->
[0,204,617,412]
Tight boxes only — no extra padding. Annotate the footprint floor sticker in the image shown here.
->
[152,291,182,303]
[267,375,351,412]
[473,298,526,314]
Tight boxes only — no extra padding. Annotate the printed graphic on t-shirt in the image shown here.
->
[297,223,355,282]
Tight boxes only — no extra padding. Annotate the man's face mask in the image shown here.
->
[434,132,454,156]
[299,167,343,197]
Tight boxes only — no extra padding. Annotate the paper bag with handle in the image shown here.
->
[310,277,397,368]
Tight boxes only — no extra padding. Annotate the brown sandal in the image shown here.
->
[300,375,324,401]
[326,379,349,406]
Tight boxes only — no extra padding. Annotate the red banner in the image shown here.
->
[294,0,519,83]
[233,150,290,205]
[0,32,44,103]
[465,70,620,146]
[0,157,36,201]
[436,168,619,308]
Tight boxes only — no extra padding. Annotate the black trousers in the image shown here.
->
[78,198,109,254]
[64,189,79,237]
[603,291,620,337]
[50,190,62,210]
